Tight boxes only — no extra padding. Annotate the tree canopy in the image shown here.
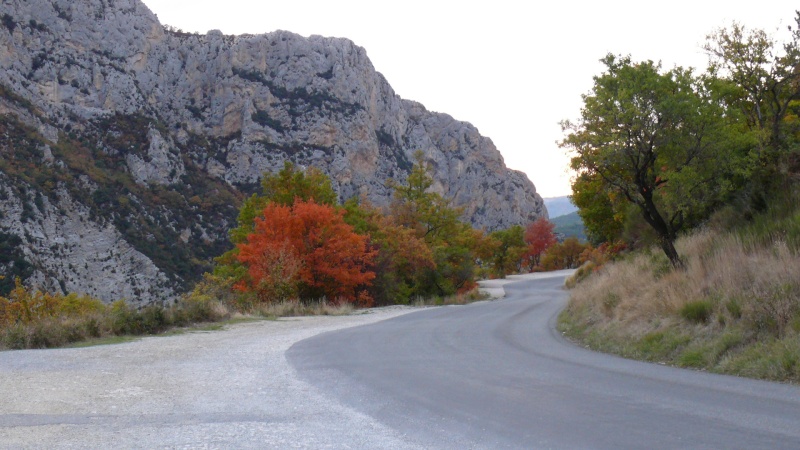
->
[229,161,337,246]
[561,54,748,266]
[523,218,557,271]
[236,199,375,304]
[705,15,800,150]
[390,152,479,295]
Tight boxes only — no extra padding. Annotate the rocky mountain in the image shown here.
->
[0,0,546,304]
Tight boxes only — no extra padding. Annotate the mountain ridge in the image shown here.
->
[543,196,577,219]
[0,0,546,303]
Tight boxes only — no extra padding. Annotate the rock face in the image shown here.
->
[0,0,546,304]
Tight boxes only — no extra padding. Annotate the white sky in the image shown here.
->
[141,0,798,197]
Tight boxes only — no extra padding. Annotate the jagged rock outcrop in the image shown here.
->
[0,0,546,304]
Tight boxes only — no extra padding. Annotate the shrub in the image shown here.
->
[0,278,236,350]
[58,293,106,317]
[725,297,743,319]
[747,282,800,338]
[565,261,595,288]
[680,300,714,324]
[2,324,27,349]
[1,14,16,33]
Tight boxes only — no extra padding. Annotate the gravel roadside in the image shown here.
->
[0,307,424,449]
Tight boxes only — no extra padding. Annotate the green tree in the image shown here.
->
[260,161,338,207]
[489,225,526,278]
[705,15,800,149]
[561,54,746,267]
[704,16,800,206]
[343,197,435,305]
[229,161,337,245]
[570,173,625,245]
[391,152,463,242]
[390,151,478,295]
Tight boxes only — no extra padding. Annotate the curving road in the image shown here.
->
[287,272,800,449]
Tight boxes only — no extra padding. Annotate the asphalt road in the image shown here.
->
[287,273,800,449]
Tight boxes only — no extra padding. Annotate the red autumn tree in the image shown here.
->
[523,218,557,271]
[236,199,376,304]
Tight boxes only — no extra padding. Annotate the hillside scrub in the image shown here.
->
[0,278,230,350]
[558,14,800,383]
[559,225,800,382]
[0,273,380,350]
[0,158,520,349]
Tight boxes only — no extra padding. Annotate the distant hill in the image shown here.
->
[551,211,587,242]
[544,196,578,219]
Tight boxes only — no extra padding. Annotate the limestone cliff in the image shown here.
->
[0,0,546,304]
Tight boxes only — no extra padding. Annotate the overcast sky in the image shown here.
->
[141,1,797,197]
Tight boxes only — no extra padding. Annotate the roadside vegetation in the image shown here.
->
[560,216,800,382]
[0,258,488,351]
[205,154,593,311]
[0,277,228,350]
[0,153,562,350]
[559,14,800,382]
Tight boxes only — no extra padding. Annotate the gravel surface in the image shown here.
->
[0,307,424,449]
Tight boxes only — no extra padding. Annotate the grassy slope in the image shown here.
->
[558,213,800,383]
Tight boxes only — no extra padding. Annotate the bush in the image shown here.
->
[565,261,596,288]
[1,14,16,33]
[0,280,234,350]
[680,300,714,324]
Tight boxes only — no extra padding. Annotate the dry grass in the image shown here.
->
[252,299,355,318]
[412,288,489,307]
[560,227,800,382]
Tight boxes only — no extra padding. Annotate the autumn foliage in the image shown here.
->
[523,218,557,271]
[236,199,376,305]
[0,277,106,327]
[215,156,590,309]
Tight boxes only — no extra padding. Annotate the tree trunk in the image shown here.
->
[658,236,684,269]
[637,194,684,268]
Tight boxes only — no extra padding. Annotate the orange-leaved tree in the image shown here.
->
[214,162,338,291]
[523,218,557,271]
[236,199,376,305]
[541,237,588,271]
[343,198,435,305]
